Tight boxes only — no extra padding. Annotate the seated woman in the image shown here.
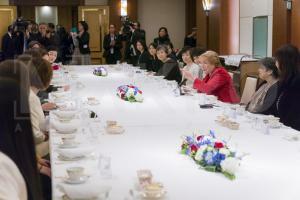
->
[182,51,239,103]
[136,40,152,71]
[18,56,53,157]
[148,42,163,73]
[0,60,43,200]
[273,44,300,130]
[165,42,177,61]
[181,46,200,87]
[156,45,182,83]
[246,57,279,114]
[153,27,171,46]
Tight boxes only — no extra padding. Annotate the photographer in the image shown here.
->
[124,21,146,65]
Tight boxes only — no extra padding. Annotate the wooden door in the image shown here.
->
[78,6,109,64]
[0,6,17,51]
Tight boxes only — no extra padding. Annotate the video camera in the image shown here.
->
[13,17,30,33]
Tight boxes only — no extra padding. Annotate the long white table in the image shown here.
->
[50,65,300,200]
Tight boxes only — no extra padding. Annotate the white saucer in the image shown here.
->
[58,155,85,161]
[87,100,100,106]
[56,129,78,134]
[58,142,80,149]
[63,175,89,184]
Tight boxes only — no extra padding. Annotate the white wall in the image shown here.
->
[239,0,273,56]
[138,0,186,49]
[35,6,58,24]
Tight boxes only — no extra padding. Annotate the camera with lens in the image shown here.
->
[120,16,134,40]
[13,17,30,33]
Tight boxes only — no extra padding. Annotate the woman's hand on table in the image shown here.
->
[42,102,57,111]
[181,69,196,81]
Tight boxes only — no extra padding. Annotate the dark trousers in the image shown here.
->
[105,53,119,64]
[40,174,52,200]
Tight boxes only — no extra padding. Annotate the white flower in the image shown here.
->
[219,148,231,157]
[135,93,143,102]
[194,145,207,161]
[220,157,240,175]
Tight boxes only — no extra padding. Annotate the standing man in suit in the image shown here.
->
[125,21,146,65]
[1,25,16,60]
[103,24,122,64]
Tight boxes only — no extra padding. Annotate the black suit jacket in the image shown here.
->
[156,59,182,83]
[77,31,90,55]
[1,33,15,59]
[103,34,122,60]
[275,75,300,131]
[137,51,152,71]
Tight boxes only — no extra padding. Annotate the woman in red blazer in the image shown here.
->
[182,51,240,103]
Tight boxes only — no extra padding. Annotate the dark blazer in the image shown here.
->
[1,33,15,59]
[153,36,170,46]
[77,31,90,54]
[150,55,163,72]
[275,75,300,131]
[137,50,152,71]
[103,34,122,60]
[156,59,182,83]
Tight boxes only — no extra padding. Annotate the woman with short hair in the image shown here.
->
[246,57,280,114]
[156,45,182,83]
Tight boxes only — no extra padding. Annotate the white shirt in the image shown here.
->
[0,152,27,200]
[183,63,200,87]
[29,89,49,157]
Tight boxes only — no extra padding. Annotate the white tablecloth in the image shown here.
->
[50,65,300,200]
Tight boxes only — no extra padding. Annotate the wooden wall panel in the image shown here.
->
[185,0,196,34]
[10,0,84,6]
[208,0,220,52]
[58,6,72,31]
[196,0,207,48]
[272,0,290,54]
[291,0,300,49]
[17,6,35,21]
[219,0,239,55]
[108,0,137,32]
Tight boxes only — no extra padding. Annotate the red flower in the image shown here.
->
[191,144,198,152]
[52,65,59,70]
[214,142,224,149]
[196,135,204,141]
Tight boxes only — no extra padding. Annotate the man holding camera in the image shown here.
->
[124,21,146,65]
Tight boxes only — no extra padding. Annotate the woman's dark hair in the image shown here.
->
[23,48,48,59]
[275,44,300,84]
[149,42,158,49]
[78,21,89,32]
[158,27,169,38]
[165,41,174,50]
[156,44,169,54]
[259,57,279,79]
[181,46,192,55]
[191,47,206,60]
[19,56,53,90]
[0,60,42,200]
[136,39,148,52]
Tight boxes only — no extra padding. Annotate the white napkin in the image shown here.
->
[57,101,77,111]
[57,146,95,159]
[57,177,111,199]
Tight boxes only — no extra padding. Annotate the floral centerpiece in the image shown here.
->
[181,130,239,180]
[93,67,108,76]
[117,85,143,102]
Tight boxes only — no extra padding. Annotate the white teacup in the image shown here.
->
[67,167,84,181]
[61,137,76,146]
